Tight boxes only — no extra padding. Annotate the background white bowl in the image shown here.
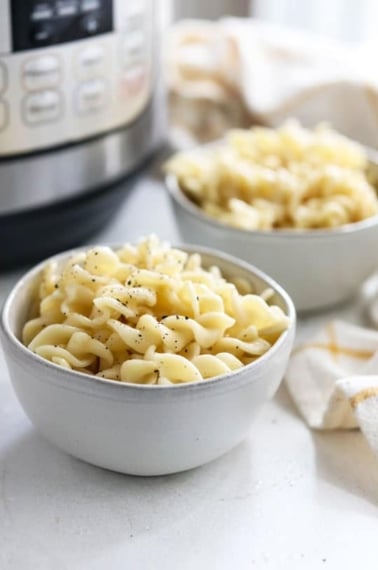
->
[167,174,378,312]
[1,244,295,476]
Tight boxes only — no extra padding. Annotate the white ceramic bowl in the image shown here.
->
[0,244,295,476]
[167,165,378,312]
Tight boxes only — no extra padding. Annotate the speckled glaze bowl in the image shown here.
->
[0,244,295,476]
[166,156,378,312]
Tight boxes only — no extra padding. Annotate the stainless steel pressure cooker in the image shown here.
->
[0,0,166,267]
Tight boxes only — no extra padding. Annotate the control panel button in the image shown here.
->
[120,65,147,97]
[56,0,79,17]
[30,21,55,46]
[24,90,62,124]
[80,0,101,12]
[23,55,61,90]
[31,2,54,22]
[0,100,7,131]
[77,79,106,113]
[124,13,145,33]
[121,30,146,64]
[0,62,6,94]
[77,44,104,77]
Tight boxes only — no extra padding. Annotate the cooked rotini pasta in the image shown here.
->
[22,236,289,385]
[165,121,378,230]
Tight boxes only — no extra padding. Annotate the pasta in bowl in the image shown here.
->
[1,237,295,475]
[165,122,378,311]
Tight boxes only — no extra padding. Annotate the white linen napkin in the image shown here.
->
[167,18,378,148]
[285,320,378,455]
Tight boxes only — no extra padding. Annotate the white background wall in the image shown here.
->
[253,0,378,42]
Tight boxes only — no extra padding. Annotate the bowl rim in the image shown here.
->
[165,153,378,239]
[0,241,296,394]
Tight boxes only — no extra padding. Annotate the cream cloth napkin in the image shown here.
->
[285,320,378,454]
[167,18,378,148]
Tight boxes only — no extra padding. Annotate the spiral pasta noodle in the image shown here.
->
[165,121,378,230]
[22,236,289,385]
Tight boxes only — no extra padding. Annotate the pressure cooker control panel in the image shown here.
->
[11,0,113,52]
[0,0,154,156]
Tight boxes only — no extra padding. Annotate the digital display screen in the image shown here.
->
[11,0,113,52]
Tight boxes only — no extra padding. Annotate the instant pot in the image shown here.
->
[0,0,166,268]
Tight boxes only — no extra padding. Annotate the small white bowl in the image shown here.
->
[167,169,378,312]
[0,244,295,476]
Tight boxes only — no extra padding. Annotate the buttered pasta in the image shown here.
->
[165,121,378,230]
[22,236,289,385]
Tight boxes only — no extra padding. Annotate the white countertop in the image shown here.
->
[1,166,378,570]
